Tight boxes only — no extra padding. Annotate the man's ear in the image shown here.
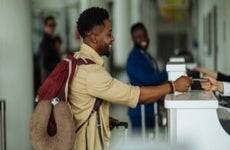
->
[88,32,97,44]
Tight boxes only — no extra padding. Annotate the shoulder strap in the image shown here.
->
[57,56,95,102]
[75,98,103,133]
[95,98,104,150]
[76,57,96,65]
[71,57,104,149]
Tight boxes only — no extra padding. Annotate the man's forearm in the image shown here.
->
[138,76,191,104]
[139,83,171,104]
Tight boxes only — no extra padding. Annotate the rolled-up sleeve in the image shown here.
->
[86,66,140,108]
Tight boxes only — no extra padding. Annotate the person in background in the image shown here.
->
[68,7,192,150]
[193,67,230,82]
[126,22,168,133]
[175,50,194,63]
[54,35,65,58]
[39,16,61,82]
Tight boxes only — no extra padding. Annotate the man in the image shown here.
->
[39,16,61,82]
[69,7,191,150]
[126,23,168,132]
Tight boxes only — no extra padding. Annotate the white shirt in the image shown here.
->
[223,82,230,96]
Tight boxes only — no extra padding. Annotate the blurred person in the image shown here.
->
[126,22,168,132]
[54,35,66,58]
[176,50,194,63]
[69,7,192,150]
[33,55,41,96]
[193,67,230,82]
[39,16,61,82]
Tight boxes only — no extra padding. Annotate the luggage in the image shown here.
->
[110,121,129,150]
[0,100,6,150]
[111,121,128,142]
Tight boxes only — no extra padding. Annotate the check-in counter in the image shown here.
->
[166,61,186,81]
[165,90,230,150]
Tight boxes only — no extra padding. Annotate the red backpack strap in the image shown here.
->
[67,57,95,90]
[36,60,70,101]
[56,56,95,102]
[76,58,95,65]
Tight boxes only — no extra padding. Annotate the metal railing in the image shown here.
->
[0,100,6,150]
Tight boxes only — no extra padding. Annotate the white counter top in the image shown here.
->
[166,62,186,71]
[165,90,218,109]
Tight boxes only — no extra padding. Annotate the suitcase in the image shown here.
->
[0,100,6,150]
[110,121,129,150]
[112,121,128,142]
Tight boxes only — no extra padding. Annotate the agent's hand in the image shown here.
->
[192,67,217,79]
[174,76,192,92]
[201,76,224,92]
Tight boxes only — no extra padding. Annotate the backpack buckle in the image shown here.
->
[97,123,102,127]
[51,97,60,106]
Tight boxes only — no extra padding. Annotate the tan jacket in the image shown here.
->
[69,43,140,150]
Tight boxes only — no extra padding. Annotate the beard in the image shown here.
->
[100,43,112,57]
[104,49,110,57]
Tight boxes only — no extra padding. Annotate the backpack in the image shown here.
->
[30,54,101,150]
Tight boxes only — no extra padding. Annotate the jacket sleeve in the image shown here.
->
[86,65,140,108]
[217,72,230,82]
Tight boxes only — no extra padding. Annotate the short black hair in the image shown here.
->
[44,16,55,25]
[177,50,194,62]
[131,22,147,37]
[77,7,109,38]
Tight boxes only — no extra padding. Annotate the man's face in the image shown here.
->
[45,20,56,36]
[132,28,149,50]
[95,19,114,56]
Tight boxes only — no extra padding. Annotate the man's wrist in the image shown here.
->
[168,81,175,93]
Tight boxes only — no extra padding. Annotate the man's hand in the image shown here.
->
[139,76,192,104]
[174,76,192,92]
[109,117,119,131]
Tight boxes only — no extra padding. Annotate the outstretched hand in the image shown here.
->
[201,76,224,92]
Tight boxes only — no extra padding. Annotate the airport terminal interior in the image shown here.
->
[1,0,230,149]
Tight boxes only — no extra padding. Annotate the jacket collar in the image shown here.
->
[133,46,146,54]
[77,43,104,66]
